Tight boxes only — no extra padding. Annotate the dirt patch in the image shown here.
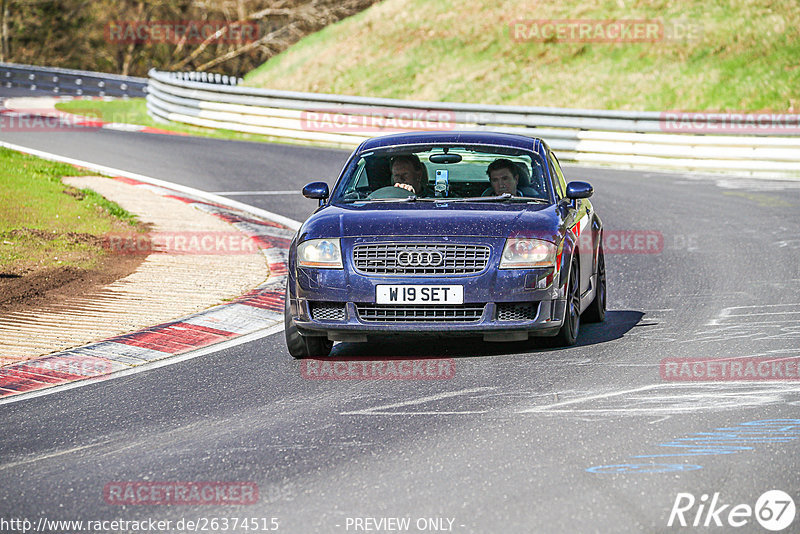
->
[62,188,86,200]
[0,229,146,315]
[3,227,104,250]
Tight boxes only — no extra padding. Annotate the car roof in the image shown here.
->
[356,131,544,154]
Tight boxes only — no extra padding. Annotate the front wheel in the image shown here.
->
[582,245,606,323]
[552,259,580,346]
[284,287,333,359]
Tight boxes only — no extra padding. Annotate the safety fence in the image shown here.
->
[5,62,797,178]
[146,70,800,178]
[0,62,147,97]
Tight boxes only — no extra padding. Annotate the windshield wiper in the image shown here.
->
[349,195,419,203]
[343,194,548,204]
[455,193,512,202]
[448,194,549,203]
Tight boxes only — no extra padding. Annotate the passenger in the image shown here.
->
[486,158,521,196]
[389,154,431,196]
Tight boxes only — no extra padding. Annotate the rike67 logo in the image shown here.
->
[668,490,795,531]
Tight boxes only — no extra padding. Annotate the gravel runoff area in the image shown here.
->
[0,176,270,366]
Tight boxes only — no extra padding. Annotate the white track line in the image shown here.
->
[341,387,496,415]
[212,190,299,196]
[515,384,663,413]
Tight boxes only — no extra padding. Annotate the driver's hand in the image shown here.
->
[393,183,415,193]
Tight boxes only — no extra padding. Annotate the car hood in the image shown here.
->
[298,202,562,241]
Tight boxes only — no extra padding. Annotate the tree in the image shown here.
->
[2,0,379,77]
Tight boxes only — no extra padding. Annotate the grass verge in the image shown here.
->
[244,0,799,112]
[0,148,141,276]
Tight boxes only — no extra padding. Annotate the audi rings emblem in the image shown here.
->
[396,249,444,267]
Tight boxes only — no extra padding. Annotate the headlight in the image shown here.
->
[297,238,343,268]
[499,238,557,269]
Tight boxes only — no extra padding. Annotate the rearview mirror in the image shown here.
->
[429,153,463,164]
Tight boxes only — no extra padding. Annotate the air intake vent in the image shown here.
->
[356,304,485,322]
[310,302,346,321]
[497,302,538,321]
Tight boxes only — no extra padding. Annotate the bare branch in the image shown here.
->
[193,22,300,71]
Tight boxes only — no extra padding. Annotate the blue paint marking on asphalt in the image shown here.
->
[587,419,800,474]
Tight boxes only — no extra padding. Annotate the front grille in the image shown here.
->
[310,302,346,321]
[497,302,538,321]
[356,304,485,323]
[353,243,490,275]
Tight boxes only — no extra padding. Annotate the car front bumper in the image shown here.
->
[291,298,568,342]
[288,239,568,341]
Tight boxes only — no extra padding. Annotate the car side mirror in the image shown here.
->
[303,182,329,206]
[566,181,593,199]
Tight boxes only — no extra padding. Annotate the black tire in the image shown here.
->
[284,287,333,359]
[553,259,580,346]
[582,245,606,323]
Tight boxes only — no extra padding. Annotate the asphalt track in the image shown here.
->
[2,91,800,533]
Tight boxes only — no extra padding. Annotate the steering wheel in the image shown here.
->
[367,185,417,199]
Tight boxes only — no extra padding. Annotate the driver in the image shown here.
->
[388,154,431,196]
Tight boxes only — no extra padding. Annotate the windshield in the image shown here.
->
[332,146,551,203]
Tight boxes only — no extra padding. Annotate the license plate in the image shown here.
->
[376,285,463,305]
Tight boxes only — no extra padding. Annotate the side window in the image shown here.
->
[548,152,567,199]
[345,159,368,194]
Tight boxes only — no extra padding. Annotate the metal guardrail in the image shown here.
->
[142,68,796,178]
[0,62,147,97]
[169,71,242,86]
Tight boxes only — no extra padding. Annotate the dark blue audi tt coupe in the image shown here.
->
[285,131,606,358]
